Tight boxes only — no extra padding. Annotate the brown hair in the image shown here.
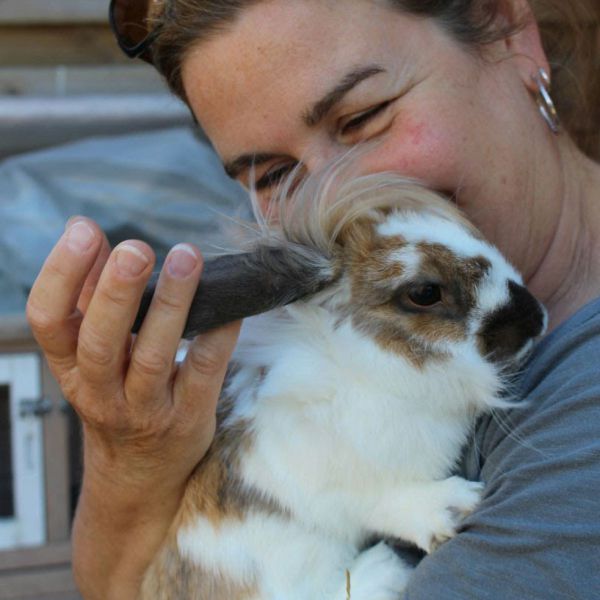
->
[149,0,600,159]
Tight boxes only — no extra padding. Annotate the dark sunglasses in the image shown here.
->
[109,0,163,64]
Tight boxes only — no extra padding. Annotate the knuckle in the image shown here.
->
[79,402,103,426]
[131,346,172,378]
[77,326,115,369]
[78,405,121,433]
[173,411,214,443]
[60,378,120,430]
[82,408,117,431]
[126,407,171,438]
[26,300,58,339]
[95,284,133,310]
[186,341,224,377]
[44,256,71,281]
[58,375,81,406]
[153,288,188,314]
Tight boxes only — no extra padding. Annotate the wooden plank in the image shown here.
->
[1,0,595,27]
[0,567,78,599]
[0,94,192,159]
[42,362,72,544]
[0,542,71,572]
[0,25,130,67]
[18,594,81,600]
[0,0,107,25]
[14,594,81,600]
[31,595,80,600]
[0,342,37,355]
[0,316,34,347]
[0,543,78,599]
[0,65,165,97]
[15,594,81,600]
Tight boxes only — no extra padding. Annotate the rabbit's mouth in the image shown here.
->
[510,338,536,368]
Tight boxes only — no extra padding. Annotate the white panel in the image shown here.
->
[0,0,108,24]
[0,353,46,550]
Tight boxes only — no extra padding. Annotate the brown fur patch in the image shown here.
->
[337,217,491,367]
[176,379,289,527]
[141,372,287,599]
[176,394,253,529]
[139,536,258,600]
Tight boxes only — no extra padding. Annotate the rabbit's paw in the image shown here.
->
[337,542,410,600]
[409,477,483,554]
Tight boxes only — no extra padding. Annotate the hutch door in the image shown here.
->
[0,353,46,550]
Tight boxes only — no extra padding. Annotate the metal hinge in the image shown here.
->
[19,397,54,418]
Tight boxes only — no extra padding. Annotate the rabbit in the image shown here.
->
[138,171,546,600]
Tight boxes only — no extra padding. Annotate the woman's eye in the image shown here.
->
[340,100,392,136]
[255,164,296,191]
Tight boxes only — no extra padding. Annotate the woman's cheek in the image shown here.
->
[361,116,464,192]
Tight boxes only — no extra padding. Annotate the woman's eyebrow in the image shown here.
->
[302,64,386,128]
[223,65,386,179]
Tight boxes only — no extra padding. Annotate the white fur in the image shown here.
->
[229,306,498,539]
[175,206,540,599]
[378,212,515,278]
[387,246,422,282]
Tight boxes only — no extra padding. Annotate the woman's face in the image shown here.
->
[181,0,557,280]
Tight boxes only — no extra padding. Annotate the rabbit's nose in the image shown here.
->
[478,281,546,364]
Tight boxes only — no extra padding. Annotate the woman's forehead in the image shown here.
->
[181,0,427,159]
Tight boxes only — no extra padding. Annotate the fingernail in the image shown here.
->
[115,244,150,277]
[65,216,85,231]
[166,244,198,278]
[66,221,95,253]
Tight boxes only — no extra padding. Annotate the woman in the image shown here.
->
[27,1,600,598]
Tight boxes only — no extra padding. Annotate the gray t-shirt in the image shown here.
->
[402,296,600,599]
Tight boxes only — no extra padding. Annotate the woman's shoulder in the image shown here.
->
[522,294,600,394]
[458,294,600,478]
[436,298,600,599]
[404,299,600,600]
[470,295,600,473]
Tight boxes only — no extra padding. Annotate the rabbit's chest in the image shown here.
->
[237,391,471,537]
[250,404,467,478]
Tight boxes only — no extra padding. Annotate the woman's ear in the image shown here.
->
[492,0,551,91]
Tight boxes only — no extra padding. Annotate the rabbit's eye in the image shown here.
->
[407,284,442,307]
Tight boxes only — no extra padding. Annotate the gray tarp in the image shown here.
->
[0,127,249,313]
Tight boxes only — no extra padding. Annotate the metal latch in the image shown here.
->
[19,397,53,418]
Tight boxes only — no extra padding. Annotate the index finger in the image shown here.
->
[26,219,103,376]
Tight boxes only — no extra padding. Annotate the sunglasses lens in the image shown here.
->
[112,0,155,50]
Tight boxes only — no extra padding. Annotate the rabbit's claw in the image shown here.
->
[406,477,484,554]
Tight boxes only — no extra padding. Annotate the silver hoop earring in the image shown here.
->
[533,68,560,135]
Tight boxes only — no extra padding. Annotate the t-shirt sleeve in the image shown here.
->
[401,304,600,600]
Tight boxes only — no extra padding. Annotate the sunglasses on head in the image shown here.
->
[109,0,162,64]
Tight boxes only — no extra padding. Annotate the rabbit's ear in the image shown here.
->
[132,244,335,339]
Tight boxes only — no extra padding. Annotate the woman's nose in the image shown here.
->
[301,142,369,180]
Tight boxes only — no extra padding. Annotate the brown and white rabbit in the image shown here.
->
[139,172,546,600]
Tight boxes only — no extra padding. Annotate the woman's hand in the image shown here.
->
[26,217,240,599]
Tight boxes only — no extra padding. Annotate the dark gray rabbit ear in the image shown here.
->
[132,244,336,339]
